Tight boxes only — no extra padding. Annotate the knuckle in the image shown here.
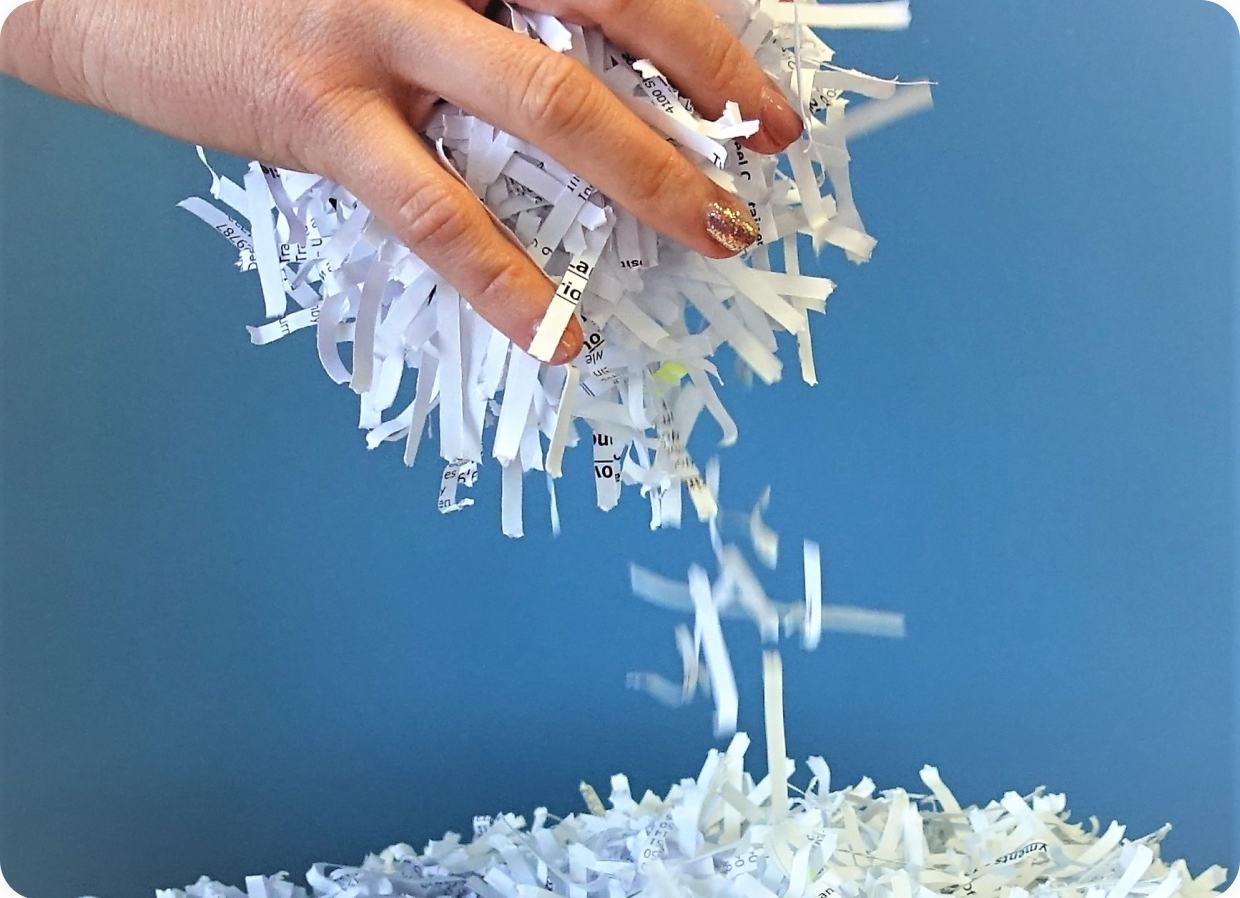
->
[306,93,385,181]
[292,0,383,57]
[518,53,602,139]
[269,75,376,176]
[394,179,472,257]
[472,259,534,321]
[257,0,391,166]
[275,72,357,140]
[593,0,641,23]
[628,143,690,207]
[698,30,748,99]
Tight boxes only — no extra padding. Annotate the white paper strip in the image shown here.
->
[766,0,911,29]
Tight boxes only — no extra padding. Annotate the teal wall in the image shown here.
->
[0,2,1234,896]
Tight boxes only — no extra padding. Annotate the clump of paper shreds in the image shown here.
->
[156,733,1226,898]
[180,0,932,537]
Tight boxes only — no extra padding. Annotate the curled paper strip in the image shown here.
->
[180,0,931,536]
[150,737,1227,898]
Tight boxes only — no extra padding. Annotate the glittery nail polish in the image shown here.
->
[704,200,759,254]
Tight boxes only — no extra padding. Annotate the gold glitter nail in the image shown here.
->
[704,200,759,253]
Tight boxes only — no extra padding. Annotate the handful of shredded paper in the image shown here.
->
[151,734,1226,898]
[180,0,933,536]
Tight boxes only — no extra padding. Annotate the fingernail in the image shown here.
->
[551,326,583,365]
[759,80,804,147]
[533,317,583,365]
[704,198,759,254]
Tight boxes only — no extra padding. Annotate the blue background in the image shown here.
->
[0,1,1235,896]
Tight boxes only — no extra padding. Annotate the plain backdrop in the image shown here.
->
[1,1,1235,896]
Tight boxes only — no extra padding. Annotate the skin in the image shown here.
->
[0,0,803,362]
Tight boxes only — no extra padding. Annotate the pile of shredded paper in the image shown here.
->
[152,727,1227,898]
[180,0,933,537]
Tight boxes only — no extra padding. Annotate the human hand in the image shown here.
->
[1,0,803,362]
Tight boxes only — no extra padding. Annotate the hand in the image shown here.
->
[0,0,803,362]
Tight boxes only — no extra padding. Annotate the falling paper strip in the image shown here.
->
[626,478,904,735]
[180,0,932,536]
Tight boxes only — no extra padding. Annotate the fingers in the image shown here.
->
[317,97,583,364]
[522,0,803,155]
[382,0,759,260]
[592,0,804,154]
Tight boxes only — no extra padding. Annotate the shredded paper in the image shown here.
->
[625,467,904,735]
[148,722,1226,898]
[180,0,933,537]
